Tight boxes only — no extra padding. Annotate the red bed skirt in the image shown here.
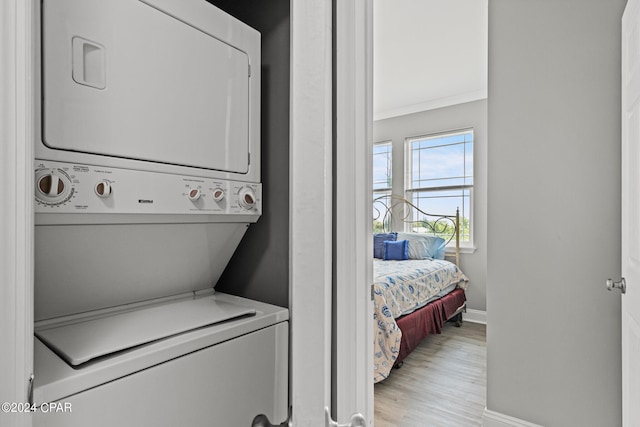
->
[394,288,466,365]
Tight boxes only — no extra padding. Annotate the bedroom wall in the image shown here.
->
[373,99,488,313]
[487,0,625,426]
[208,0,290,308]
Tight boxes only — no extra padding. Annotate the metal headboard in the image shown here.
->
[373,194,460,266]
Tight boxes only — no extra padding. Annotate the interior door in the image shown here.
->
[621,1,640,425]
[289,0,372,425]
[334,0,374,424]
[289,0,333,425]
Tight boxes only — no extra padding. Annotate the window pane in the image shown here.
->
[408,131,473,190]
[373,143,392,190]
[410,189,471,242]
[414,143,465,188]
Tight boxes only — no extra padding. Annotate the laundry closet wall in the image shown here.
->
[212,0,291,308]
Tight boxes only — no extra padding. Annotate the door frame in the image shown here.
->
[333,0,374,424]
[289,0,334,424]
[0,0,35,426]
[289,0,374,424]
[621,1,640,424]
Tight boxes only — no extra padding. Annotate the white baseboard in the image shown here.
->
[463,308,486,325]
[483,409,544,427]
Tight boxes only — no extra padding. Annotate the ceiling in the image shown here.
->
[373,0,488,120]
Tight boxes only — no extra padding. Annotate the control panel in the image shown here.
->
[34,161,261,216]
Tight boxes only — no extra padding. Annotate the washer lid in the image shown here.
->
[35,297,255,366]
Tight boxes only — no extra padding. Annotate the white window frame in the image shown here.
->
[404,128,474,251]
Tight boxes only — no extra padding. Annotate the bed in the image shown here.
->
[372,195,468,383]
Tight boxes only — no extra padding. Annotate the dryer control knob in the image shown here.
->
[95,180,112,198]
[212,188,225,202]
[188,188,202,202]
[238,187,256,210]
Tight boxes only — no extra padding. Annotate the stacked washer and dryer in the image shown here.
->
[32,0,288,425]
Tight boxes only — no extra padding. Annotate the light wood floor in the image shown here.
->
[374,321,486,427]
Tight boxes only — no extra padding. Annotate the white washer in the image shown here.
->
[32,1,288,425]
[33,293,288,426]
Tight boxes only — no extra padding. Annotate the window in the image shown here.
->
[405,129,473,246]
[373,141,392,191]
[373,141,392,232]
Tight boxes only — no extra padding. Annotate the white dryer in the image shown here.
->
[32,1,288,425]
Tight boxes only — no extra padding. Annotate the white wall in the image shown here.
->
[373,99,487,312]
[487,1,625,426]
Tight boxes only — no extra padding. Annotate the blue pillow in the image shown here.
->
[373,232,397,259]
[383,240,409,261]
[396,232,447,260]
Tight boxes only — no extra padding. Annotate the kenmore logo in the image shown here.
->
[138,199,153,204]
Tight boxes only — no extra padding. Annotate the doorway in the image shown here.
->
[371,0,488,424]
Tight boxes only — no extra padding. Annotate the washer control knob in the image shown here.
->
[35,170,73,205]
[238,187,257,210]
[95,180,112,198]
[212,188,225,202]
[188,188,202,202]
[38,173,66,197]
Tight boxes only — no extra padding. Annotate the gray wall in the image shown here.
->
[487,1,625,425]
[209,0,290,308]
[373,99,488,312]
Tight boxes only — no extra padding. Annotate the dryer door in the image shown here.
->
[42,0,252,174]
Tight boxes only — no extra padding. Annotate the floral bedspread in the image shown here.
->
[373,258,468,383]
